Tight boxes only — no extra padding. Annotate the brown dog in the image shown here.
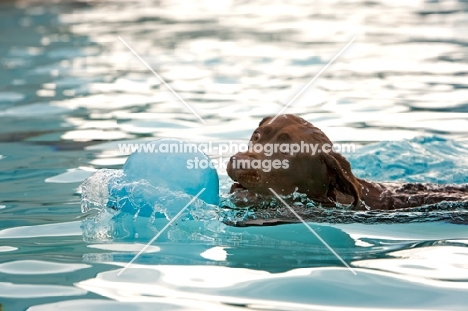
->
[227,114,468,211]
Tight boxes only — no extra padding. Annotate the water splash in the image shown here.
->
[219,192,468,227]
[79,169,220,242]
[349,136,468,184]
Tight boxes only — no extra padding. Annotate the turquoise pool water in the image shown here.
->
[1,0,468,310]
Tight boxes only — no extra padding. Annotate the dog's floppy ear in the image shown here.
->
[320,152,362,208]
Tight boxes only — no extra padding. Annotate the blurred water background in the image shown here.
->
[1,0,468,310]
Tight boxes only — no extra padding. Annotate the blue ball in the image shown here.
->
[122,139,219,206]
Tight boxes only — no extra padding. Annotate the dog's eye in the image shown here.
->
[252,132,261,141]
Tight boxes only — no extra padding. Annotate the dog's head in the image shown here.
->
[226,114,362,206]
